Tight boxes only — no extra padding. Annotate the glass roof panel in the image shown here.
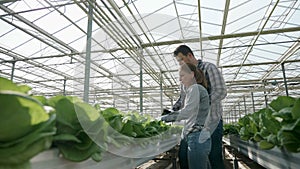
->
[0,0,299,118]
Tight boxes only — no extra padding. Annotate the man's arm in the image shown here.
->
[163,85,200,122]
[172,95,182,111]
[172,84,186,111]
[207,63,227,102]
[203,63,227,135]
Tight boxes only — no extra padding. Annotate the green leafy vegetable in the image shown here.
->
[48,95,105,162]
[0,78,55,169]
[226,95,300,153]
[0,77,31,94]
[0,91,49,142]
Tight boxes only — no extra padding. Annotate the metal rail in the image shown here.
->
[223,135,300,169]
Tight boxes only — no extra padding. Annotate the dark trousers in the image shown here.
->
[209,119,225,169]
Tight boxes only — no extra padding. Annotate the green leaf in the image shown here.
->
[121,121,136,137]
[248,121,258,134]
[57,141,101,162]
[101,107,120,120]
[251,109,264,126]
[223,123,239,136]
[239,127,251,141]
[75,102,100,122]
[269,96,295,112]
[0,161,30,169]
[109,115,123,132]
[266,134,278,145]
[0,91,49,142]
[0,136,52,164]
[281,118,300,132]
[53,134,81,143]
[91,151,102,162]
[32,95,48,105]
[259,140,274,150]
[132,123,146,137]
[273,107,293,121]
[0,77,31,93]
[74,131,94,150]
[0,114,55,148]
[259,127,271,138]
[47,96,82,132]
[145,126,159,136]
[238,115,250,127]
[260,112,281,134]
[0,131,54,157]
[253,133,263,142]
[277,130,300,153]
[292,98,300,119]
[48,96,109,162]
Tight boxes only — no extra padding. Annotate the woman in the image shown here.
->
[162,62,211,169]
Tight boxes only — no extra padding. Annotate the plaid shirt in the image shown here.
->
[172,59,227,133]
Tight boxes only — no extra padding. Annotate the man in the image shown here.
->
[172,44,227,169]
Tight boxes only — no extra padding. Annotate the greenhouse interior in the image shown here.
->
[0,0,299,169]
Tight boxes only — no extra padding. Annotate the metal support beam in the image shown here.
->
[251,92,255,113]
[263,81,268,108]
[281,63,289,96]
[160,71,163,113]
[243,95,247,115]
[217,0,230,66]
[139,48,143,113]
[84,0,94,102]
[141,27,300,48]
[63,78,66,96]
[238,102,241,119]
[197,0,204,60]
[10,61,15,81]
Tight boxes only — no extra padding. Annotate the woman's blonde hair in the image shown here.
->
[180,63,208,89]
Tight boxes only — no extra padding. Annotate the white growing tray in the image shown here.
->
[31,135,180,169]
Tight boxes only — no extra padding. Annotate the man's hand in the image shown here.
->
[198,128,210,143]
[161,111,179,122]
[162,108,172,115]
[161,114,175,122]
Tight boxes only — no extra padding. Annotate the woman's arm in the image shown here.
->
[162,85,200,122]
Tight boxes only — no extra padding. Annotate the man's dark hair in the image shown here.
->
[173,45,194,57]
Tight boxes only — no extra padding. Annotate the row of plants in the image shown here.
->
[223,95,300,153]
[0,77,182,169]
